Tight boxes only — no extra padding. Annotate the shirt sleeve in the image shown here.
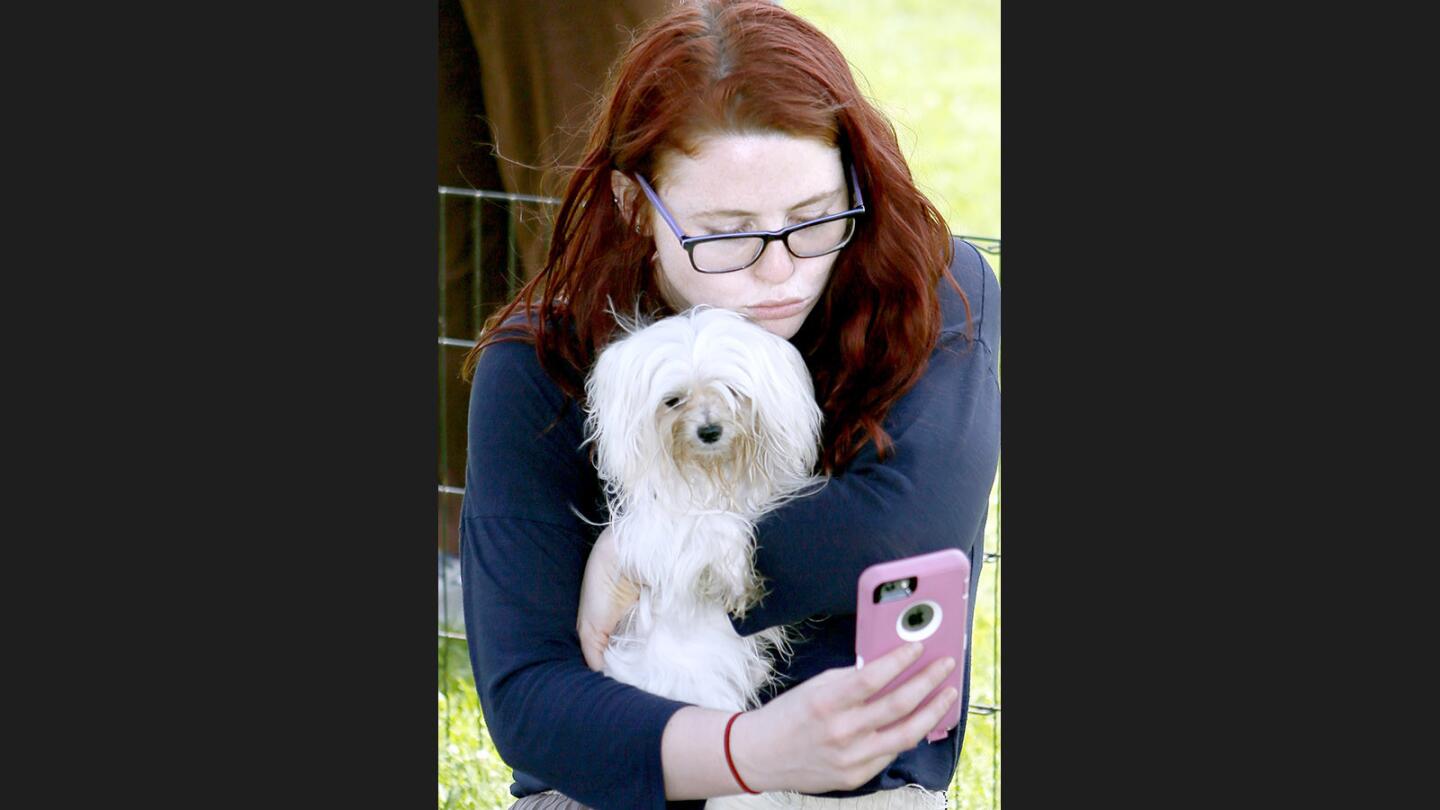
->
[734,242,1001,635]
[460,337,703,810]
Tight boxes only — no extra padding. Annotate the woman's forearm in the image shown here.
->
[660,706,749,799]
[661,644,959,800]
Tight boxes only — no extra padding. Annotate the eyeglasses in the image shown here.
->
[634,163,866,274]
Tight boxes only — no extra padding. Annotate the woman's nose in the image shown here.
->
[749,238,796,284]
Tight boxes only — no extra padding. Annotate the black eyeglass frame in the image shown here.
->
[633,162,867,274]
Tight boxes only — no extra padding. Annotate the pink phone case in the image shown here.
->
[855,548,970,742]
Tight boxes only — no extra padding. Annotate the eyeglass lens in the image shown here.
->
[692,217,855,272]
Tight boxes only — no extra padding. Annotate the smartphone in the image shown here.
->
[855,548,971,742]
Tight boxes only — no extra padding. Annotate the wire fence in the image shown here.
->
[437,188,1000,808]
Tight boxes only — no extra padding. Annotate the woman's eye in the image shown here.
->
[702,222,750,235]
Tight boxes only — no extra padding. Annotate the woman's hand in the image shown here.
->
[577,526,640,672]
[729,642,959,793]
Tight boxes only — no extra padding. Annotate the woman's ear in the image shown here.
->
[611,170,636,214]
[610,170,645,235]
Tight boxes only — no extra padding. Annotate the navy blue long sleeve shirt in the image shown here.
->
[461,238,1000,809]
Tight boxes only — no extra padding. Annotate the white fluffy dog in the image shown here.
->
[584,306,825,717]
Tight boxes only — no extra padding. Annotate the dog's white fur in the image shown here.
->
[584,306,825,717]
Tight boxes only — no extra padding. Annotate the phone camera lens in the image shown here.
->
[904,603,933,629]
[892,599,942,642]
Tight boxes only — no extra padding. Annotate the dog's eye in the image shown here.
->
[663,396,681,408]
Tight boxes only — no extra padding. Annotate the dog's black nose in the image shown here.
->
[697,424,723,443]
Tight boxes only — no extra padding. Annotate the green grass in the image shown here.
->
[439,640,514,810]
[950,481,1001,810]
[440,1,1000,806]
[786,0,1001,242]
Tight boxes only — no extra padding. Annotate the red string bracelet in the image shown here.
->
[723,711,760,795]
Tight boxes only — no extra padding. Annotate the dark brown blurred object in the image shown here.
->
[441,0,673,288]
[438,0,671,554]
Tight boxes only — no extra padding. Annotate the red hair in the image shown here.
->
[463,0,969,473]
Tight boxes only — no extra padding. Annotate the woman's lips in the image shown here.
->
[745,297,809,320]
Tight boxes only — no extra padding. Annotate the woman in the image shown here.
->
[459,2,999,807]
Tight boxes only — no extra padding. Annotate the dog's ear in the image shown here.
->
[585,323,676,491]
[739,328,824,478]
